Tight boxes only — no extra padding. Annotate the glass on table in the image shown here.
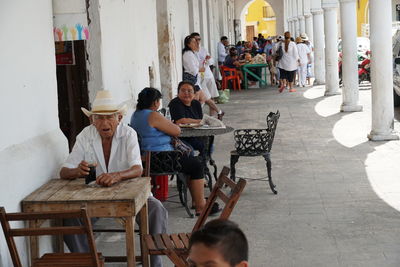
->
[84,143,97,185]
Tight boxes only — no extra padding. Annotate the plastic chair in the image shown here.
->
[220,65,241,91]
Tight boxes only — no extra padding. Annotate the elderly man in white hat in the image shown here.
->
[60,90,167,267]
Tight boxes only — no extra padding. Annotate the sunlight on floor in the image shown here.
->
[307,85,400,212]
[332,111,370,148]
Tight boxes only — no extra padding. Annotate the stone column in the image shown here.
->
[290,19,295,35]
[323,4,340,95]
[293,18,299,37]
[339,0,362,112]
[304,13,313,43]
[368,0,399,141]
[287,18,292,34]
[311,8,325,84]
[298,15,306,35]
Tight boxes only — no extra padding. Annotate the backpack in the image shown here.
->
[275,43,283,61]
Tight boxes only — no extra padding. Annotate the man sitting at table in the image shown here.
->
[59,90,167,267]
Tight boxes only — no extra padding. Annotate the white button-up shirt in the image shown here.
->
[62,123,142,175]
[218,42,228,63]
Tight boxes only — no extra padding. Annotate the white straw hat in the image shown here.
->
[300,33,309,41]
[81,90,127,117]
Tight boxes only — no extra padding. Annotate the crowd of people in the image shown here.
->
[217,31,314,92]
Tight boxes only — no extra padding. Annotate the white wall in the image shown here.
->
[167,0,190,97]
[98,0,161,123]
[0,1,69,266]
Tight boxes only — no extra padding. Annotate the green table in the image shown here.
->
[242,63,268,89]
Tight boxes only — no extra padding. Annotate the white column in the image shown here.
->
[339,0,362,112]
[299,15,306,35]
[368,0,399,141]
[290,20,295,35]
[293,18,299,37]
[304,13,313,43]
[311,8,325,84]
[323,4,340,96]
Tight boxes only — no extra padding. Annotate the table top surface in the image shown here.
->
[242,63,268,68]
[180,125,234,137]
[22,177,151,204]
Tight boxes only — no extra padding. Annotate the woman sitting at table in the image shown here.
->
[131,87,219,215]
[168,81,208,157]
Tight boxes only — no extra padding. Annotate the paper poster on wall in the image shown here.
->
[55,41,75,65]
[53,13,89,41]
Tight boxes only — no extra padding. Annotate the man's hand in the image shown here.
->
[76,160,91,177]
[97,172,122,187]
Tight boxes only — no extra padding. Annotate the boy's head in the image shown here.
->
[188,219,249,267]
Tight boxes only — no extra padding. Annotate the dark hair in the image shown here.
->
[220,36,228,41]
[136,87,162,110]
[183,35,196,53]
[177,81,196,93]
[284,31,291,52]
[190,32,200,37]
[189,219,248,266]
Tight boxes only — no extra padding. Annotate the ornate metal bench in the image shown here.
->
[145,150,195,218]
[230,110,280,194]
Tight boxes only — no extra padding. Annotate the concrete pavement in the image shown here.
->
[97,84,400,266]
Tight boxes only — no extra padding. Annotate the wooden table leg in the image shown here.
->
[139,201,150,267]
[29,220,39,264]
[54,218,64,253]
[125,216,136,267]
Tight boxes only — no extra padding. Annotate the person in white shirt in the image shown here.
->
[60,90,167,267]
[183,35,224,120]
[191,32,219,99]
[277,32,299,93]
[300,33,314,85]
[295,37,311,87]
[271,36,283,86]
[218,36,229,65]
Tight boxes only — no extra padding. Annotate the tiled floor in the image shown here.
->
[97,83,400,266]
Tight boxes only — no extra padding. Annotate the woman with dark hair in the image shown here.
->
[183,35,204,88]
[277,31,299,93]
[131,87,219,216]
[183,35,223,120]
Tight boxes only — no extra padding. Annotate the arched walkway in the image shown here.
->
[235,0,284,37]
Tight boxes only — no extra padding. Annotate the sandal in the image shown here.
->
[195,202,221,216]
[217,111,225,121]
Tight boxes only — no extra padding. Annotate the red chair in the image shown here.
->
[220,65,241,91]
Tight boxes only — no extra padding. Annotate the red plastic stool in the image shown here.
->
[151,175,169,202]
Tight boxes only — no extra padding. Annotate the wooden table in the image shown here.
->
[242,63,269,89]
[21,177,151,267]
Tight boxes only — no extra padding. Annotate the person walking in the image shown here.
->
[296,37,311,87]
[301,33,314,85]
[277,32,299,93]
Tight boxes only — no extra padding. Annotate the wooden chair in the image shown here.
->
[220,65,241,91]
[143,166,247,267]
[0,207,104,267]
[230,110,280,194]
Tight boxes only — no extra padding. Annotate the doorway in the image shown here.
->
[246,25,255,41]
[56,40,90,150]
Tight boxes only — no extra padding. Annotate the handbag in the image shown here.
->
[183,72,198,85]
[274,44,283,61]
[171,137,193,157]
